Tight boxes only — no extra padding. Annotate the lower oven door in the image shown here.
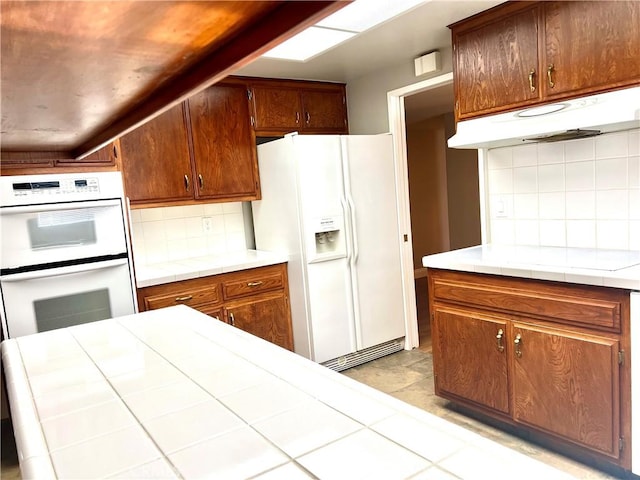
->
[0,258,135,338]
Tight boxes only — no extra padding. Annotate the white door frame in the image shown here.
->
[386,72,454,350]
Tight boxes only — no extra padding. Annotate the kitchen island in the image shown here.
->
[1,305,573,479]
[422,244,639,477]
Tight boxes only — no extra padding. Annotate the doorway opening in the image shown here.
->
[388,73,481,352]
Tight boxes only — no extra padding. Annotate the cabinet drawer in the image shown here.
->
[223,272,284,300]
[144,285,220,310]
[430,270,625,331]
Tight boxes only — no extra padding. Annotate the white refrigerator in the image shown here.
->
[252,133,406,368]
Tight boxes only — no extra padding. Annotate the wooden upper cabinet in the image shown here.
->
[252,86,302,132]
[248,78,348,136]
[542,1,640,98]
[512,322,620,458]
[301,89,348,133]
[188,82,259,200]
[120,82,259,206]
[120,104,193,204]
[451,1,640,120]
[453,4,541,119]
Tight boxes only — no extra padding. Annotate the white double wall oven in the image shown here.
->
[0,172,137,339]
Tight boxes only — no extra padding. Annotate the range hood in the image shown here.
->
[448,86,640,149]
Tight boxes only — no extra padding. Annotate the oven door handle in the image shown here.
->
[0,199,122,215]
[0,258,129,282]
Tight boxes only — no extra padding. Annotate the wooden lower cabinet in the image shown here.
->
[432,307,509,415]
[511,322,620,457]
[225,293,293,351]
[428,269,631,472]
[137,263,293,350]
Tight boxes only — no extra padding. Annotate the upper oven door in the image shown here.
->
[0,199,128,270]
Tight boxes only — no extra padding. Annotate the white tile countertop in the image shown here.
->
[423,245,640,290]
[2,305,575,479]
[134,249,289,288]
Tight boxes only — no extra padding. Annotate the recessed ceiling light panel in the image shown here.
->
[317,0,429,32]
[261,27,356,62]
[261,0,429,61]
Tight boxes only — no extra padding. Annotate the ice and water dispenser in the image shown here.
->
[307,215,346,263]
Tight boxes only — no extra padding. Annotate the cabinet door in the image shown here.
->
[251,85,302,133]
[189,83,260,200]
[301,89,347,133]
[512,322,620,458]
[226,293,293,351]
[543,1,640,98]
[432,306,509,415]
[453,5,540,118]
[120,104,193,203]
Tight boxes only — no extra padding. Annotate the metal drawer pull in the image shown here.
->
[229,312,235,326]
[184,174,190,191]
[175,295,193,302]
[496,328,505,352]
[514,333,523,358]
[547,64,555,88]
[198,174,204,189]
[528,68,536,92]
[247,281,263,287]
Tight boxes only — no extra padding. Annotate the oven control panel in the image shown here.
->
[0,172,127,207]
[11,177,100,196]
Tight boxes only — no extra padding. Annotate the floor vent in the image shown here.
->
[322,338,405,372]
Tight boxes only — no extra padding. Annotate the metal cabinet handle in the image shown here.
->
[184,175,190,191]
[295,111,300,124]
[496,328,505,352]
[113,144,118,159]
[247,281,263,287]
[547,64,555,88]
[528,69,536,92]
[198,174,204,189]
[305,111,311,124]
[229,312,235,326]
[514,333,523,358]
[175,295,193,302]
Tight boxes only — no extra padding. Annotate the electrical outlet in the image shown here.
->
[202,216,213,232]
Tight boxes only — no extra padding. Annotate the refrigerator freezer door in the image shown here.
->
[294,135,356,362]
[342,134,406,350]
[306,258,356,363]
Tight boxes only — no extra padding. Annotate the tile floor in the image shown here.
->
[0,348,627,479]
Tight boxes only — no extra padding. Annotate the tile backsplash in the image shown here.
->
[486,128,639,250]
[129,203,247,265]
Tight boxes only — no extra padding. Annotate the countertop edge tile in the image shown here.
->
[423,244,640,290]
[134,250,289,288]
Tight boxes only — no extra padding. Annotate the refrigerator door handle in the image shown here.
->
[340,196,352,262]
[346,195,359,264]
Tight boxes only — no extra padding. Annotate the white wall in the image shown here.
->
[486,129,640,250]
[129,203,247,265]
[346,47,453,134]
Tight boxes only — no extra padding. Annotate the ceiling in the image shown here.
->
[235,0,502,125]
